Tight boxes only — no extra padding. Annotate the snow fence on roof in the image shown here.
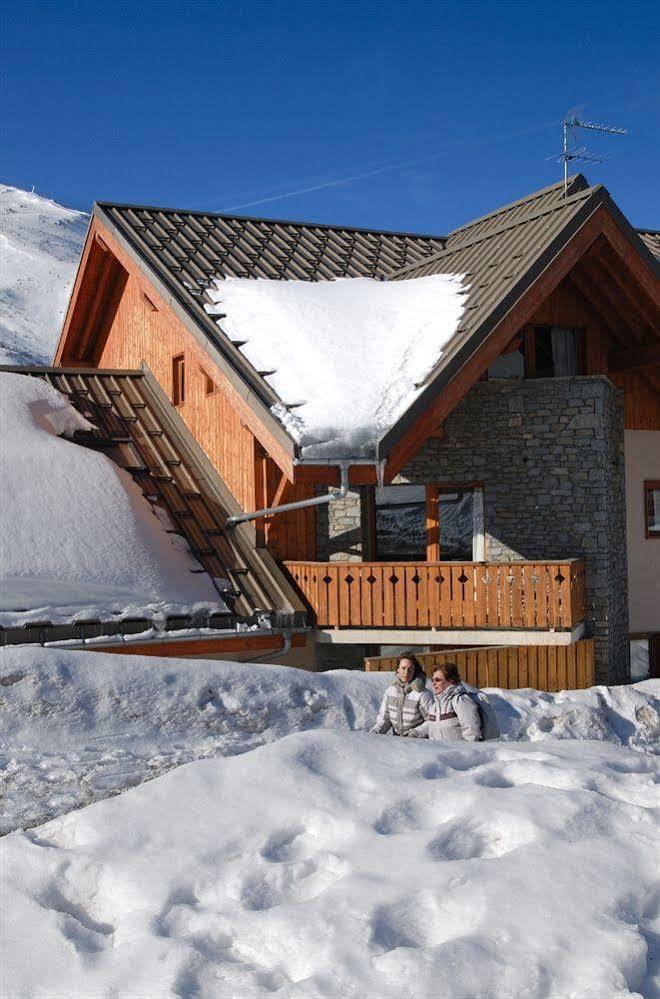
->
[205,274,467,458]
[0,372,227,626]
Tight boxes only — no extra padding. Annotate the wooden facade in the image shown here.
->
[364,640,596,692]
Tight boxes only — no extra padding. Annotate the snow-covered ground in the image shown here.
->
[0,372,226,627]
[205,274,467,457]
[0,184,87,365]
[2,647,659,997]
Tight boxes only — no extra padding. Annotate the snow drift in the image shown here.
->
[0,372,225,626]
[0,184,87,365]
[205,274,467,457]
[2,645,658,834]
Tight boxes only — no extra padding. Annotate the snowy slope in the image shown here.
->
[2,648,659,996]
[0,184,87,365]
[205,274,467,457]
[0,372,225,626]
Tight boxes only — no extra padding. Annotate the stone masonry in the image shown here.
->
[316,488,364,562]
[397,376,629,684]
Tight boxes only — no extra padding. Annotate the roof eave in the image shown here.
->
[93,203,300,467]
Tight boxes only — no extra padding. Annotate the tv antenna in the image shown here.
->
[556,113,628,197]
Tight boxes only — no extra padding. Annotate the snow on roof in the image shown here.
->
[0,372,227,626]
[205,274,467,458]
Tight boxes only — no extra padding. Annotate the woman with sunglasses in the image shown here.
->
[408,662,483,742]
[371,652,432,737]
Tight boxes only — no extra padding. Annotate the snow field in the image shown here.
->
[0,184,87,365]
[3,731,659,998]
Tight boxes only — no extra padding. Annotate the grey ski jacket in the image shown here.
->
[407,682,482,742]
[371,676,433,736]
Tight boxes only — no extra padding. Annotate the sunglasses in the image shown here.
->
[431,676,445,683]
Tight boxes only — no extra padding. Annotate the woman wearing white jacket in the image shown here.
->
[371,653,433,737]
[408,662,483,742]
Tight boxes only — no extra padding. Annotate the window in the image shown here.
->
[373,485,484,562]
[375,485,427,561]
[645,481,660,539]
[525,326,583,378]
[172,354,185,406]
[200,367,215,396]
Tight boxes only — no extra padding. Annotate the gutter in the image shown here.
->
[226,459,385,528]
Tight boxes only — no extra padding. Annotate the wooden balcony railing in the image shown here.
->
[282,559,586,631]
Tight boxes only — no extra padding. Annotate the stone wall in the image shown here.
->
[397,376,629,683]
[316,488,364,561]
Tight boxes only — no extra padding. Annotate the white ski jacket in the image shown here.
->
[371,677,433,736]
[408,682,482,742]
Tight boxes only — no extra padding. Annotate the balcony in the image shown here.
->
[282,559,586,635]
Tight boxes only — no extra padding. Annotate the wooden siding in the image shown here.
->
[283,559,586,631]
[364,640,596,691]
[56,221,318,560]
[609,371,660,430]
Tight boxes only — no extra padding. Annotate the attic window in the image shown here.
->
[142,291,158,312]
[172,354,185,406]
[200,367,215,396]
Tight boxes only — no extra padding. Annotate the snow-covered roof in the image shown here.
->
[205,274,467,458]
[0,372,227,627]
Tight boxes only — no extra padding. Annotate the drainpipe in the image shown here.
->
[225,460,379,528]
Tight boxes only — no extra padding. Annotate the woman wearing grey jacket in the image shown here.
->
[408,662,483,742]
[371,653,433,737]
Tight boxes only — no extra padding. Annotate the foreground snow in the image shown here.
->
[205,274,467,457]
[0,373,225,626]
[0,184,87,365]
[3,728,659,997]
[2,649,659,997]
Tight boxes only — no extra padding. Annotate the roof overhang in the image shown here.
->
[377,191,660,478]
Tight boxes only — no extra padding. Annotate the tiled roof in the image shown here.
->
[99,202,446,287]
[0,365,306,646]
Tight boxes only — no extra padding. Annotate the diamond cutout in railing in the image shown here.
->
[389,574,399,585]
[345,575,354,585]
[366,574,377,585]
[554,571,566,584]
[458,572,468,584]
[323,575,332,585]
[412,574,421,585]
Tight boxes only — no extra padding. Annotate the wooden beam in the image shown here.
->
[609,342,660,372]
[594,241,660,332]
[293,464,379,486]
[90,632,307,657]
[568,268,630,346]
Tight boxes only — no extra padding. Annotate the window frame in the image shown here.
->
[366,482,485,563]
[644,480,660,539]
[172,353,185,406]
[523,325,585,379]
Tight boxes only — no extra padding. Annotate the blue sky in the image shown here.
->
[3,1,659,232]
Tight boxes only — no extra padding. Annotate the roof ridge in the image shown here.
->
[96,201,446,243]
[390,184,602,280]
[446,174,591,238]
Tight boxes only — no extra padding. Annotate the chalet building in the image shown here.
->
[4,175,659,687]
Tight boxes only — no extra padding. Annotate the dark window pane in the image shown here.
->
[438,491,474,561]
[375,485,426,561]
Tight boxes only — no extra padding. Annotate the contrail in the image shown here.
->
[218,155,429,212]
[204,119,559,214]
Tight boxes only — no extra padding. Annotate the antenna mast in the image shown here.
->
[559,113,628,197]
